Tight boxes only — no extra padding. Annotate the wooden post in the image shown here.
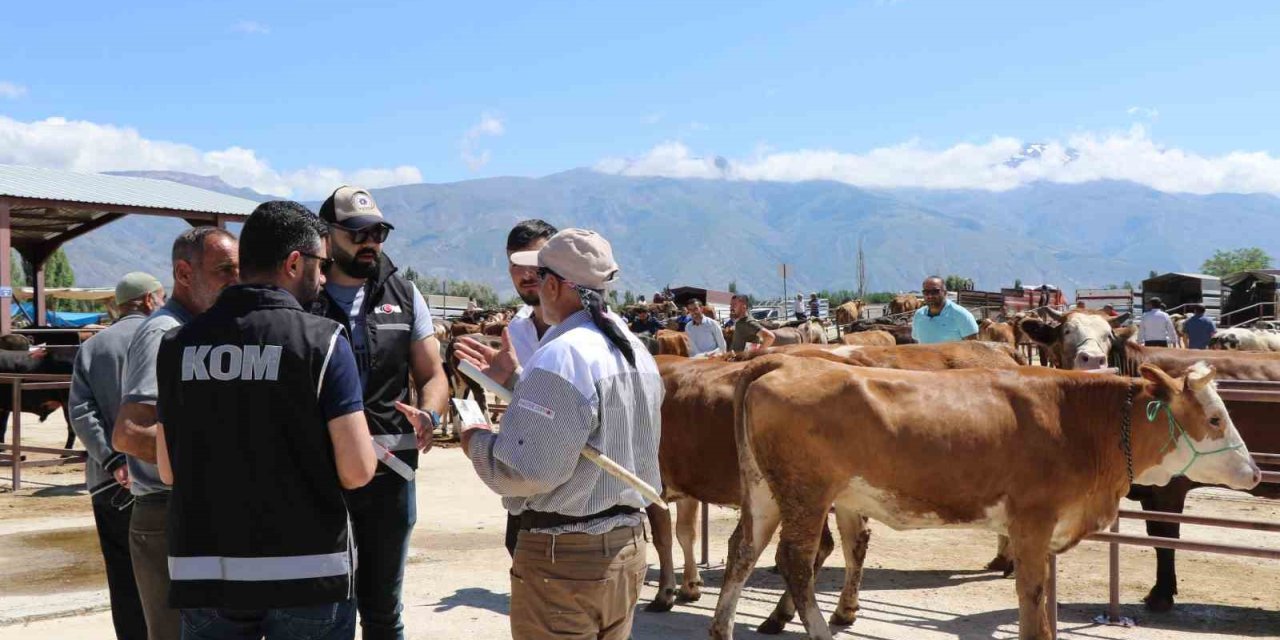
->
[1108,518,1121,620]
[33,262,46,327]
[0,199,10,336]
[1047,555,1058,639]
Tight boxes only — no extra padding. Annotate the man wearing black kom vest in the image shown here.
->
[310,186,450,639]
[156,201,376,639]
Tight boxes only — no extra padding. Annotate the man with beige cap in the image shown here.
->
[454,228,663,640]
[69,271,165,640]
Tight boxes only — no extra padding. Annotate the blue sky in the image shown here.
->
[4,0,1280,196]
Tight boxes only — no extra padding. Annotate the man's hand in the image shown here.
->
[455,329,518,388]
[112,465,131,490]
[459,423,493,452]
[394,401,436,453]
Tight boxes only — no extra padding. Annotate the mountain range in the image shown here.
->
[58,169,1280,299]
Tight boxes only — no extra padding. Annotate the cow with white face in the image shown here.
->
[1020,309,1129,370]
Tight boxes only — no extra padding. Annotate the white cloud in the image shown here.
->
[1127,106,1160,119]
[0,115,422,198]
[233,20,270,35]
[0,82,28,99]
[459,112,505,171]
[595,126,1280,195]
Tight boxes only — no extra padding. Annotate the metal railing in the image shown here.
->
[0,373,82,490]
[1219,301,1276,328]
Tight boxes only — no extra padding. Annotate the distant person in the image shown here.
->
[912,276,979,344]
[69,272,165,640]
[1138,297,1180,348]
[1037,284,1050,309]
[793,294,807,321]
[1075,300,1087,310]
[156,201,375,639]
[629,307,662,335]
[1102,304,1119,317]
[114,226,239,640]
[729,293,775,352]
[1182,303,1216,350]
[683,298,727,356]
[809,293,820,318]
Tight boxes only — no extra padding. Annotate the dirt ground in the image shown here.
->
[2,413,1277,639]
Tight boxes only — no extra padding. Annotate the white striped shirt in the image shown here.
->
[466,310,664,534]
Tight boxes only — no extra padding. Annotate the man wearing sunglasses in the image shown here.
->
[311,186,451,640]
[911,276,979,344]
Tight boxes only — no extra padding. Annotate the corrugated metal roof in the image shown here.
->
[0,164,257,216]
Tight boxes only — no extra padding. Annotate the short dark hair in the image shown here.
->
[1148,297,1164,310]
[239,201,327,277]
[732,293,750,304]
[172,226,236,267]
[686,298,703,307]
[506,219,558,252]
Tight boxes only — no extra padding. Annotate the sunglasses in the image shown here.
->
[922,288,943,295]
[536,266,563,282]
[341,224,391,244]
[300,251,335,269]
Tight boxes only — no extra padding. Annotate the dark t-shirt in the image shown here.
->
[731,316,764,352]
[1183,315,1216,350]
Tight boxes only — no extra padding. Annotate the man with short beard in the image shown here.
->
[310,186,450,640]
[114,227,240,640]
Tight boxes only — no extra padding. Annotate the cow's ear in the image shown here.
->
[1019,318,1058,345]
[1109,313,1130,328]
[1139,363,1181,397]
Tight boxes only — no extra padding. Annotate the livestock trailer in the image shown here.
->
[1075,288,1134,314]
[1220,269,1280,327]
[668,285,733,321]
[1137,272,1221,318]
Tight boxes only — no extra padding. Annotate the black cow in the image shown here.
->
[0,347,77,449]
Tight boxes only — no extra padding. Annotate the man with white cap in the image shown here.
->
[454,228,663,640]
[69,271,165,640]
[310,185,450,640]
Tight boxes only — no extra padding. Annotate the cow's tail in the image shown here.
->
[732,355,793,501]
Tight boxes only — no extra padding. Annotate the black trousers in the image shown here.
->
[92,486,148,640]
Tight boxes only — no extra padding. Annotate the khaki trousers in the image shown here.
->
[510,526,647,640]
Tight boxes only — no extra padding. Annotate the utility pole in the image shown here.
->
[857,237,866,300]
[781,263,788,319]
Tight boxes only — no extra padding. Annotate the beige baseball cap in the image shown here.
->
[318,186,395,231]
[510,228,620,290]
[114,271,163,305]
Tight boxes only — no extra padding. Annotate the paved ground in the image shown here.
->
[2,413,1277,639]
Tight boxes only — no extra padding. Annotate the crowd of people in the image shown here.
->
[69,188,661,640]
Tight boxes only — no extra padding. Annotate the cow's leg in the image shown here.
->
[1010,520,1054,640]
[1139,481,1192,612]
[673,497,703,602]
[62,404,76,450]
[758,517,835,634]
[709,481,781,640]
[829,508,871,626]
[644,502,677,612]
[986,534,1016,576]
[774,502,837,640]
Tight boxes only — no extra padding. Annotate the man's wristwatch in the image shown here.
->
[426,410,442,430]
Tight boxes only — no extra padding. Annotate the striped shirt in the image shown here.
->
[467,309,664,534]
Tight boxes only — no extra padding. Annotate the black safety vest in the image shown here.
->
[309,256,420,470]
[159,285,354,609]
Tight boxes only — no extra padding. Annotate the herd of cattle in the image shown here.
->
[3,303,1278,640]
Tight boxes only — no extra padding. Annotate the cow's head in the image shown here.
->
[1020,310,1129,370]
[1207,331,1241,351]
[1136,363,1261,490]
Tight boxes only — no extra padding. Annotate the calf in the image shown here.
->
[0,348,77,449]
[712,356,1260,640]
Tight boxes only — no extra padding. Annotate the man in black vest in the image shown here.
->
[156,200,376,640]
[310,186,450,640]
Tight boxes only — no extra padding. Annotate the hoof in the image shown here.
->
[644,588,676,613]
[756,616,787,635]
[985,555,1015,577]
[676,583,702,603]
[1143,589,1175,613]
[829,608,859,626]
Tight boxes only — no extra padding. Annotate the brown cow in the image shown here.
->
[648,340,1024,620]
[654,329,692,357]
[481,320,507,337]
[978,318,1017,350]
[833,301,862,326]
[888,293,921,315]
[1020,314,1280,610]
[839,329,894,347]
[450,321,481,338]
[771,320,828,346]
[710,356,1260,640]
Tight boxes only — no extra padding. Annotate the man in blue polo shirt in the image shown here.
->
[911,276,979,344]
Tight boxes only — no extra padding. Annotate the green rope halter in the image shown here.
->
[1146,400,1245,478]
